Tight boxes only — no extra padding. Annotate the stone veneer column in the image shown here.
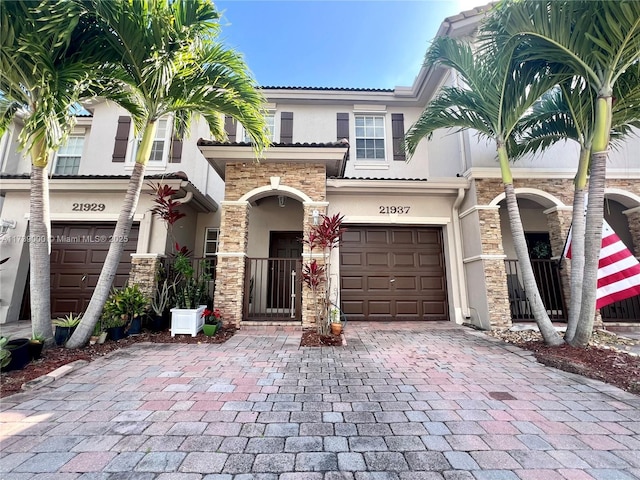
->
[215,201,250,327]
[544,207,573,315]
[478,207,512,328]
[129,254,164,299]
[301,202,329,329]
[624,207,640,256]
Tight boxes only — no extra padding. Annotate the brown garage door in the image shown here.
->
[39,223,138,318]
[340,226,448,321]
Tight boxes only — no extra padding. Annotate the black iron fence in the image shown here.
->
[244,257,302,321]
[505,259,640,323]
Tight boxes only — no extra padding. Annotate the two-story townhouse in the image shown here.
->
[1,4,639,329]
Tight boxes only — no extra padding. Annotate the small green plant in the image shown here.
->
[31,333,45,343]
[150,279,171,316]
[0,336,11,368]
[330,307,341,324]
[102,284,149,328]
[53,313,82,328]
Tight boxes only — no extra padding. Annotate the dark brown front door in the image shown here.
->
[268,231,302,309]
[340,226,448,321]
[48,223,139,317]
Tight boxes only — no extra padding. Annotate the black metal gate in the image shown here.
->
[244,257,302,321]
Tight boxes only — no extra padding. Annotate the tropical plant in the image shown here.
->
[0,337,11,368]
[512,67,640,342]
[301,214,345,335]
[404,35,565,345]
[101,284,149,330]
[488,0,640,346]
[150,278,172,317]
[67,0,269,348]
[0,0,107,344]
[171,254,211,309]
[53,313,82,328]
[201,308,223,325]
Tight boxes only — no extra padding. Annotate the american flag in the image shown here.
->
[563,220,640,309]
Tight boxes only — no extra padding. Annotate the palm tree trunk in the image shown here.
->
[572,97,611,347]
[564,148,589,342]
[497,145,563,346]
[29,159,54,344]
[66,162,147,348]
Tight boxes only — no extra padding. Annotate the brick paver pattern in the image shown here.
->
[1,322,640,480]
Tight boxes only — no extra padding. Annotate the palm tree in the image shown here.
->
[488,0,640,346]
[0,1,106,344]
[66,0,269,348]
[405,36,565,345]
[513,69,640,342]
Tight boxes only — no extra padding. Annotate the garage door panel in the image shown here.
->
[342,230,362,243]
[57,274,84,288]
[90,249,109,263]
[367,276,391,290]
[340,226,448,321]
[61,249,89,264]
[365,230,388,243]
[366,252,389,266]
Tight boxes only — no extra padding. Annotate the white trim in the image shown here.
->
[221,200,251,207]
[239,185,313,203]
[623,206,640,216]
[488,188,566,208]
[216,252,247,258]
[463,254,507,263]
[543,206,573,215]
[131,253,164,259]
[342,215,451,225]
[459,205,500,219]
[465,166,640,180]
[45,213,144,221]
[353,163,390,170]
[353,104,387,113]
[303,201,329,208]
[606,188,640,206]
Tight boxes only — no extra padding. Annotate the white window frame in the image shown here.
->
[127,116,173,167]
[54,134,85,175]
[204,227,220,258]
[243,112,276,143]
[354,114,387,162]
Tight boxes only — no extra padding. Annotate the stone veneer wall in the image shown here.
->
[217,162,328,327]
[129,255,163,299]
[477,209,512,327]
[302,204,328,329]
[474,176,640,327]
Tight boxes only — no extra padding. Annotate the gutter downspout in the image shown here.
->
[452,187,471,321]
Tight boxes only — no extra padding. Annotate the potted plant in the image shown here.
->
[3,337,31,371]
[0,337,11,369]
[201,308,223,336]
[89,322,107,345]
[53,313,82,345]
[102,285,149,338]
[169,252,211,337]
[149,278,171,331]
[29,333,45,360]
[330,307,343,336]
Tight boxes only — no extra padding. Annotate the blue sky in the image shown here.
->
[215,1,487,89]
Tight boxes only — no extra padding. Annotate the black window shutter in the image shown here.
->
[112,116,131,162]
[337,113,349,141]
[280,112,293,144]
[169,137,183,163]
[391,113,406,161]
[224,115,237,142]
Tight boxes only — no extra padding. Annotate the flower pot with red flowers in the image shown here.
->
[201,308,223,336]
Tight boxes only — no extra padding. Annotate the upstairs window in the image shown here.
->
[355,115,385,160]
[54,135,84,175]
[204,227,219,278]
[130,117,172,164]
[244,113,275,143]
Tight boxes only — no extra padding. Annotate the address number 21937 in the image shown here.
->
[379,206,410,214]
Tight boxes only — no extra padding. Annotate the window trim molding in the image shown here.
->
[353,113,388,163]
[53,134,85,175]
[126,116,173,166]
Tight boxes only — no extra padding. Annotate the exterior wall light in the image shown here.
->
[312,209,320,225]
[0,219,16,238]
[278,195,286,208]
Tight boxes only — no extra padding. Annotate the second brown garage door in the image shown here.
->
[340,226,448,321]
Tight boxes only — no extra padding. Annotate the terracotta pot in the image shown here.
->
[330,323,343,336]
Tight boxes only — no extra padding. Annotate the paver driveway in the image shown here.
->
[1,322,640,480]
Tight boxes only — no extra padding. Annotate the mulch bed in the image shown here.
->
[0,326,236,398]
[300,329,343,347]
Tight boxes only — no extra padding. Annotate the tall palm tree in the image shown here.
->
[488,0,640,346]
[513,69,640,342]
[0,1,106,344]
[405,36,565,345]
[66,0,269,348]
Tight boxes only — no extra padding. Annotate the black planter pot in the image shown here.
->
[107,326,127,341]
[54,326,76,346]
[28,341,44,360]
[128,317,142,335]
[150,313,168,332]
[4,338,31,371]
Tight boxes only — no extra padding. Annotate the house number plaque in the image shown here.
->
[379,206,411,214]
[72,203,106,212]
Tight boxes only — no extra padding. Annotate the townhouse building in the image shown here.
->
[1,5,638,328]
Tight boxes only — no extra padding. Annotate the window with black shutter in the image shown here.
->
[391,113,406,161]
[112,116,131,162]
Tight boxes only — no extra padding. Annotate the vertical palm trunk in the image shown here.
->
[29,158,54,344]
[67,121,156,349]
[498,145,563,346]
[573,97,611,347]
[66,162,147,348]
[564,148,589,342]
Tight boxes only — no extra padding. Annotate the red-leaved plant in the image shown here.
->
[302,213,345,334]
